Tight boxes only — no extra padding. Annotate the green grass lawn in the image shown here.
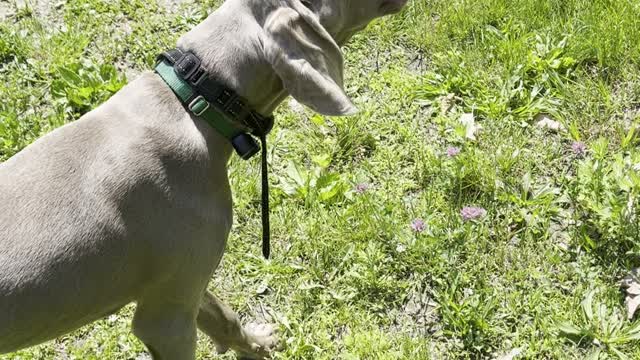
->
[2,0,640,358]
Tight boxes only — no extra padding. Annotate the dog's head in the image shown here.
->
[306,0,409,42]
[263,0,408,116]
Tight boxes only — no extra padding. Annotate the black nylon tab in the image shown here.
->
[174,53,201,82]
[232,133,261,160]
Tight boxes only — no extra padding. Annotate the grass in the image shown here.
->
[2,0,640,358]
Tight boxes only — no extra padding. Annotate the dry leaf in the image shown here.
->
[460,113,481,140]
[621,268,640,319]
[256,282,270,296]
[627,296,640,320]
[535,114,565,132]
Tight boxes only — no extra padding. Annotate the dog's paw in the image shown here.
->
[235,323,279,359]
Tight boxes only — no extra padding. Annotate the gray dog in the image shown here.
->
[0,0,407,358]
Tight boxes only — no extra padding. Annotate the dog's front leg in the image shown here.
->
[197,291,277,359]
[132,299,199,360]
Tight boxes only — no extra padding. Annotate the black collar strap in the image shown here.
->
[158,49,274,142]
[154,48,273,259]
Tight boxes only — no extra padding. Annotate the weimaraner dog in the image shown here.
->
[0,0,407,358]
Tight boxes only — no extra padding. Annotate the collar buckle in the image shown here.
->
[188,96,210,117]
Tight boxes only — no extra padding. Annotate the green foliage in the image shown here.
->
[52,61,127,116]
[0,23,29,63]
[278,155,349,206]
[570,147,640,260]
[434,274,498,356]
[558,290,640,359]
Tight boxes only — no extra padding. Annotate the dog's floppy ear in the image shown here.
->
[263,6,358,116]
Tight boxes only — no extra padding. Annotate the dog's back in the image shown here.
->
[0,74,231,352]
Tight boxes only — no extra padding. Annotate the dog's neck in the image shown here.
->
[169,1,291,164]
[176,0,288,117]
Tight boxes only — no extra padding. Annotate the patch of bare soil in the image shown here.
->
[159,0,195,13]
[13,0,63,24]
[2,0,194,26]
[0,0,13,21]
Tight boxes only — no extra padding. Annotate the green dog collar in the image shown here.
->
[154,60,242,141]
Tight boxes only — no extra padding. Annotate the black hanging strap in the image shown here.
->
[260,134,270,259]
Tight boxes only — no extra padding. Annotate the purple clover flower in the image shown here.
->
[461,206,487,221]
[355,183,370,194]
[411,218,426,233]
[571,141,587,157]
[446,146,461,157]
